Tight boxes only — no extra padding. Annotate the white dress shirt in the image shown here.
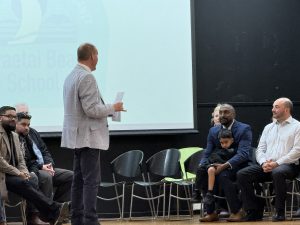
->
[256,116,300,165]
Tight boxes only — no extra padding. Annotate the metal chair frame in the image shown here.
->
[97,150,144,220]
[129,148,181,220]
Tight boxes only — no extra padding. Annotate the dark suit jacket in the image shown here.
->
[200,120,252,170]
[21,128,55,174]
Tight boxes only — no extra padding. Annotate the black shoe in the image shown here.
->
[191,191,202,203]
[242,209,263,221]
[272,211,285,222]
[203,192,215,205]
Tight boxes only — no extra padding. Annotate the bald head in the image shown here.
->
[272,97,293,122]
[15,103,29,114]
[219,103,236,127]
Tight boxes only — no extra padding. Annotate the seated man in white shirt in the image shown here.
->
[236,97,300,222]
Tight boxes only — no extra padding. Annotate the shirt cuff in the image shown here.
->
[226,162,232,169]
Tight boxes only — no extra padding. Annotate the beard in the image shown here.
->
[220,118,233,127]
[2,122,16,132]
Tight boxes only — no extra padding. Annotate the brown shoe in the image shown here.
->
[27,213,49,225]
[226,209,246,222]
[199,212,219,222]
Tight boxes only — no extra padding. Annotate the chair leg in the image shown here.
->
[129,184,134,220]
[163,183,166,219]
[121,183,125,219]
[176,184,179,216]
[21,200,27,225]
[168,183,173,219]
[145,185,155,218]
[113,183,122,219]
[184,185,193,218]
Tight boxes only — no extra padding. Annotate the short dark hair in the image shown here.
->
[77,43,97,61]
[218,129,233,139]
[0,106,16,115]
[220,103,236,118]
[17,112,32,121]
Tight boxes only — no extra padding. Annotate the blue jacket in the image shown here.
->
[200,120,252,169]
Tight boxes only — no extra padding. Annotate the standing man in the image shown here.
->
[237,97,300,222]
[62,43,125,225]
[195,103,252,222]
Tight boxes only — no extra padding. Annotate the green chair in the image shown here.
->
[167,147,203,219]
[179,147,203,180]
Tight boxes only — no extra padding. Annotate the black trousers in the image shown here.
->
[6,175,60,222]
[195,166,241,214]
[37,168,73,202]
[237,164,299,212]
[71,148,101,225]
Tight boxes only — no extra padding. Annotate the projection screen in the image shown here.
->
[0,0,196,133]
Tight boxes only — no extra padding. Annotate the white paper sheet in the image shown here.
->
[112,92,124,122]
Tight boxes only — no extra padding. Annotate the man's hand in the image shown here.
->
[114,102,126,112]
[262,160,278,173]
[42,163,55,176]
[19,172,29,180]
[215,163,230,175]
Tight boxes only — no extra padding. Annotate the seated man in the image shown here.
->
[194,103,252,222]
[237,97,300,222]
[0,106,69,225]
[15,104,73,203]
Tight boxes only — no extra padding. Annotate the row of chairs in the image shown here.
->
[4,147,203,223]
[97,147,204,220]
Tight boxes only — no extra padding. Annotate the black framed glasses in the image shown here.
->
[0,114,17,120]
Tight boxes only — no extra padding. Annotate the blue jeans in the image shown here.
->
[71,148,101,225]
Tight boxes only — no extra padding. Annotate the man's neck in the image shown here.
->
[222,120,234,129]
[78,62,91,72]
[276,115,291,124]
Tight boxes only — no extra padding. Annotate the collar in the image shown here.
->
[78,63,91,72]
[222,119,235,130]
[275,116,293,125]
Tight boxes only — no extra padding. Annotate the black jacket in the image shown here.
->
[19,128,54,174]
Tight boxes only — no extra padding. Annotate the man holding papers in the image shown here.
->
[61,43,125,225]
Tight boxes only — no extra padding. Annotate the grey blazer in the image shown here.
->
[61,64,115,150]
[0,124,29,199]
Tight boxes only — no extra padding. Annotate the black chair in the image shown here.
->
[129,148,181,220]
[184,150,204,179]
[97,150,144,220]
[167,150,204,219]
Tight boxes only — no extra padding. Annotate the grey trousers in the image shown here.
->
[71,148,101,225]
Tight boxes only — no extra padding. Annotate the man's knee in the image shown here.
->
[38,171,53,185]
[271,167,285,180]
[236,168,248,183]
[29,172,39,188]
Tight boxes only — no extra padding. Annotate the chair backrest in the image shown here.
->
[179,147,203,179]
[184,150,204,177]
[146,148,181,179]
[111,150,144,178]
[249,147,258,165]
